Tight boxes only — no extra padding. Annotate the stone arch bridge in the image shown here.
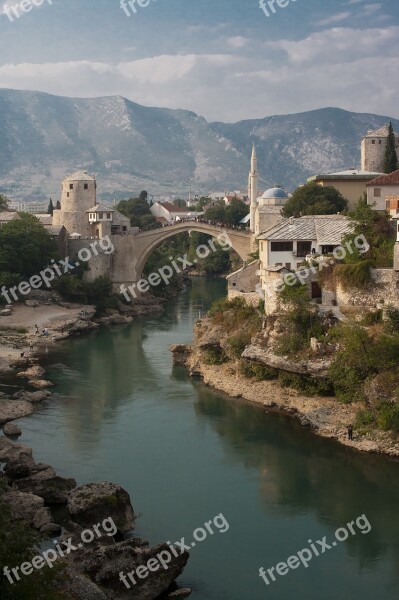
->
[69,221,255,290]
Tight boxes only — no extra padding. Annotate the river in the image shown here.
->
[15,278,399,600]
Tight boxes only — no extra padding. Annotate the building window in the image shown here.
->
[374,188,381,198]
[285,263,291,269]
[372,140,375,144]
[379,140,382,145]
[99,212,104,219]
[270,241,293,252]
[296,241,312,257]
[84,183,89,190]
[386,200,391,210]
[67,192,69,198]
[232,282,236,287]
[69,184,74,190]
[107,213,111,219]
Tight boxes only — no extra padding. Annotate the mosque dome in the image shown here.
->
[261,186,288,200]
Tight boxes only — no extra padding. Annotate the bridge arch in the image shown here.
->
[133,221,254,279]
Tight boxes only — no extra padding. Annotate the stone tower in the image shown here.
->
[361,125,399,172]
[249,145,258,233]
[52,170,96,236]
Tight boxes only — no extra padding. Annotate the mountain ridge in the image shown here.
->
[1,89,398,201]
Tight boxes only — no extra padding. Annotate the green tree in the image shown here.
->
[281,182,348,217]
[173,199,187,208]
[140,214,161,231]
[139,190,148,203]
[225,198,249,226]
[0,214,58,279]
[204,201,226,223]
[383,121,398,173]
[47,198,54,215]
[0,194,9,211]
[55,200,61,210]
[116,197,153,228]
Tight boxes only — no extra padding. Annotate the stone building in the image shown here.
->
[53,171,97,237]
[361,125,399,172]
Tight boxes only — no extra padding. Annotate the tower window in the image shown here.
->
[107,213,111,219]
[84,184,89,190]
[371,140,375,144]
[379,140,382,145]
[67,192,70,198]
[69,184,74,190]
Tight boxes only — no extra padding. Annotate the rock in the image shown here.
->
[17,365,46,379]
[0,436,33,463]
[68,482,135,534]
[77,539,189,600]
[0,308,12,316]
[40,522,62,535]
[2,490,44,525]
[169,344,192,366]
[4,455,37,479]
[26,300,39,307]
[3,422,22,436]
[0,399,34,424]
[33,506,52,529]
[242,344,331,378]
[98,314,134,325]
[29,379,54,389]
[14,469,76,504]
[13,390,52,403]
[167,589,192,598]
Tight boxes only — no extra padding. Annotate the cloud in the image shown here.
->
[0,26,398,122]
[316,12,351,26]
[226,36,248,48]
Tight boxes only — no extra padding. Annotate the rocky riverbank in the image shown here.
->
[170,317,399,459]
[0,297,191,599]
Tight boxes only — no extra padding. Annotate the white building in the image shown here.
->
[258,215,352,271]
[150,201,193,223]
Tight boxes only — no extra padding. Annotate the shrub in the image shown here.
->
[361,310,382,326]
[227,334,252,358]
[203,347,228,365]
[355,408,375,428]
[376,401,399,432]
[334,259,373,290]
[239,360,278,381]
[385,306,399,333]
[278,371,334,396]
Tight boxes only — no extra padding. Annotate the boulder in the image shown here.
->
[14,469,76,504]
[17,365,46,379]
[40,523,62,535]
[1,490,44,525]
[26,300,39,307]
[68,482,135,534]
[33,506,52,529]
[0,399,34,424]
[0,308,12,316]
[4,455,37,479]
[3,422,22,436]
[29,379,54,389]
[13,390,52,403]
[169,344,192,366]
[78,539,189,600]
[0,436,33,464]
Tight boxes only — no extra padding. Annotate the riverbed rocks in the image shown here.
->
[2,490,45,524]
[68,482,136,533]
[0,399,35,424]
[29,379,54,389]
[14,469,77,504]
[32,506,52,529]
[13,389,52,403]
[17,365,46,379]
[169,344,192,366]
[242,344,331,378]
[3,421,22,436]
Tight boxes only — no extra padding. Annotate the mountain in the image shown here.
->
[0,89,398,201]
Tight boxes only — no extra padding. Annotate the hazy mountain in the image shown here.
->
[0,89,398,201]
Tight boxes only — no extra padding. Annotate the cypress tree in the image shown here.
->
[47,198,54,215]
[383,121,398,173]
[56,200,61,210]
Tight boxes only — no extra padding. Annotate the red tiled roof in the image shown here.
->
[367,169,399,186]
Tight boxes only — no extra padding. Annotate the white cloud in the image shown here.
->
[316,12,351,26]
[226,36,248,48]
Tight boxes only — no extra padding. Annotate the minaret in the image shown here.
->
[249,144,258,233]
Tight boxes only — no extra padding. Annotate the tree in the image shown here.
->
[0,214,58,279]
[204,201,226,222]
[173,199,187,208]
[139,190,148,203]
[0,194,9,211]
[55,200,61,210]
[47,198,54,215]
[116,197,153,228]
[225,198,249,226]
[383,121,398,174]
[281,182,348,217]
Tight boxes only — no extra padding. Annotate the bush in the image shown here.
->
[239,361,278,381]
[376,402,399,432]
[355,408,375,428]
[203,347,228,365]
[385,306,399,333]
[227,334,252,358]
[278,371,334,396]
[361,310,382,326]
[334,259,373,290]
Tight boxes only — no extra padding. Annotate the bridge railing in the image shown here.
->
[134,218,251,235]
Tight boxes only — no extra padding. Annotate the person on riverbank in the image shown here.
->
[348,424,353,441]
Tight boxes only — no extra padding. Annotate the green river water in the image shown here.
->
[13,278,399,600]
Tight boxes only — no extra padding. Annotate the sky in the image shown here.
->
[0,0,398,122]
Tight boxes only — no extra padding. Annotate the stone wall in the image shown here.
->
[68,239,114,283]
[227,290,260,307]
[336,268,399,309]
